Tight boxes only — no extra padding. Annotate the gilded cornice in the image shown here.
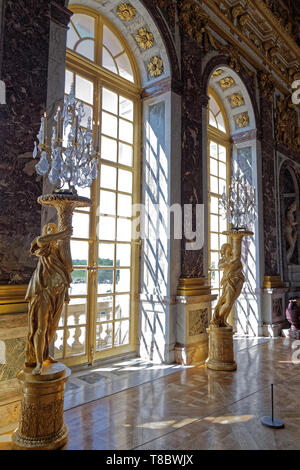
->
[155,0,300,95]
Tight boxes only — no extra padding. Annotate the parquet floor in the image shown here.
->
[63,337,300,450]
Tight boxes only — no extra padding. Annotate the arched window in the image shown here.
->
[54,6,141,366]
[207,87,230,314]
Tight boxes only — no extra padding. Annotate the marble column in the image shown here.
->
[260,93,286,335]
[175,35,214,364]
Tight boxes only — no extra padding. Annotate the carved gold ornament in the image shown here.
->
[212,69,223,78]
[220,77,235,89]
[116,3,136,21]
[236,112,249,128]
[136,27,154,49]
[147,56,164,77]
[230,93,244,107]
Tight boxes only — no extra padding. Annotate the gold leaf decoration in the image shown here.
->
[230,93,244,107]
[220,77,235,89]
[236,112,249,128]
[117,3,136,21]
[212,69,223,78]
[148,56,164,77]
[136,28,154,50]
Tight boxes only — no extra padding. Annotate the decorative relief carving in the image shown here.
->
[116,3,136,21]
[230,93,244,107]
[136,28,154,49]
[285,200,298,264]
[147,56,164,77]
[235,112,249,128]
[258,71,275,100]
[220,77,235,89]
[189,308,208,336]
[275,95,300,152]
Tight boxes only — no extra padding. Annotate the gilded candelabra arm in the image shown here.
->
[37,227,73,246]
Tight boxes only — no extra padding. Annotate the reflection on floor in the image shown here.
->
[63,337,300,450]
[65,359,190,411]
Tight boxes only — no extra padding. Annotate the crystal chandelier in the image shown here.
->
[33,84,99,194]
[219,171,257,231]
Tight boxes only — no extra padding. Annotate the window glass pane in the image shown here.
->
[115,295,130,319]
[75,75,94,104]
[102,88,118,115]
[119,142,133,166]
[65,70,74,94]
[98,243,114,267]
[210,176,219,194]
[210,233,219,249]
[117,218,131,242]
[210,141,218,158]
[98,269,114,294]
[96,323,113,350]
[103,25,123,57]
[115,53,134,82]
[119,96,133,121]
[67,298,87,326]
[219,179,226,195]
[209,96,219,115]
[101,136,117,162]
[70,270,87,296]
[210,158,218,177]
[76,39,95,61]
[72,212,89,239]
[100,164,117,190]
[219,145,226,162]
[210,252,219,270]
[100,190,116,216]
[66,326,86,357]
[99,216,115,241]
[216,113,226,133]
[116,244,131,267]
[102,111,118,138]
[118,194,132,217]
[210,214,219,233]
[67,23,79,50]
[72,14,95,39]
[71,240,89,266]
[219,161,227,179]
[119,119,133,144]
[80,103,93,128]
[220,215,227,232]
[96,296,113,322]
[118,169,133,193]
[114,320,129,346]
[220,234,227,248]
[209,110,217,128]
[102,48,118,74]
[210,196,219,214]
[116,268,131,292]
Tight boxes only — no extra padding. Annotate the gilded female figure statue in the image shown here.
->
[285,200,297,264]
[25,223,72,375]
[210,241,245,328]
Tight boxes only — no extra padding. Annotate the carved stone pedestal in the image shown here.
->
[12,362,70,450]
[175,278,217,365]
[206,326,237,371]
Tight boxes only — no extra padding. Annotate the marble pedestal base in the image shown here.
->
[12,362,70,450]
[206,326,237,371]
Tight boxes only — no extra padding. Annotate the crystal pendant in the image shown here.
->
[91,160,98,179]
[36,151,49,176]
[33,141,38,159]
[48,167,59,185]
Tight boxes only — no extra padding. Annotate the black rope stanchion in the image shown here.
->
[261,384,284,429]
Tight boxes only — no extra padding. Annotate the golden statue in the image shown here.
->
[25,222,73,375]
[207,230,253,371]
[210,238,245,328]
[285,200,297,264]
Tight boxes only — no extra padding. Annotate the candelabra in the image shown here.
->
[13,87,95,450]
[33,83,99,194]
[219,171,257,231]
[207,172,257,371]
